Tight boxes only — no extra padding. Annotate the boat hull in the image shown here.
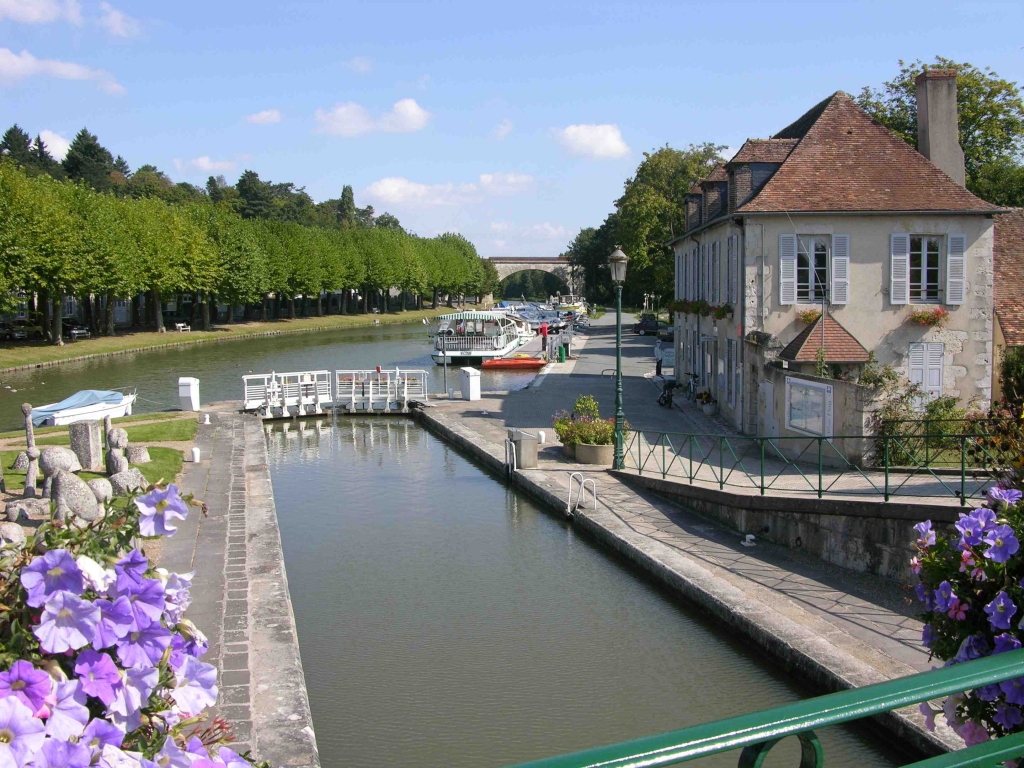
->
[480,358,546,370]
[43,394,137,426]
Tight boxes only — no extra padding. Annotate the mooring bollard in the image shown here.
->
[191,446,201,463]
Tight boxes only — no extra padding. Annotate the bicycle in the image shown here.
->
[682,372,699,402]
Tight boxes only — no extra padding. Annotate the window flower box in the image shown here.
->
[908,307,950,327]
[797,309,822,324]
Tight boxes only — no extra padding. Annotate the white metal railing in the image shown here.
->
[245,368,428,417]
[334,368,429,412]
[434,334,512,352]
[242,370,333,417]
[566,472,597,516]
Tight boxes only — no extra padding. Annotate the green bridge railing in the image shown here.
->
[506,649,1024,767]
[622,430,1007,505]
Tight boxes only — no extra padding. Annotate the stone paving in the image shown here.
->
[164,406,318,767]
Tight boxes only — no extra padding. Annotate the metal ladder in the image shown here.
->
[566,472,597,517]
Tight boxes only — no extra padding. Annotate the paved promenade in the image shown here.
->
[419,311,963,754]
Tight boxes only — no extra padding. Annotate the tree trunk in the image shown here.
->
[341,290,349,315]
[201,293,211,331]
[51,293,64,346]
[93,295,103,334]
[288,297,296,319]
[131,294,141,328]
[316,293,323,317]
[82,294,93,331]
[40,290,51,342]
[153,287,165,332]
[383,290,389,313]
[432,287,439,309]
[446,293,454,308]
[210,298,219,324]
[104,292,115,336]
[417,294,422,310]
[260,296,268,321]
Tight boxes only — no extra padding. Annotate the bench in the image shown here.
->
[174,323,191,333]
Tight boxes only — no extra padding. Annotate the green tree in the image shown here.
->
[1,126,33,169]
[62,129,116,192]
[30,136,64,179]
[972,156,1024,207]
[236,170,274,220]
[857,57,1024,190]
[376,212,403,231]
[338,185,356,228]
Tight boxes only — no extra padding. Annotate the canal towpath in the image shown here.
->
[415,310,960,755]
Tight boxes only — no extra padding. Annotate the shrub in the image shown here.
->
[573,394,599,420]
[552,395,628,446]
[553,410,578,446]
[1001,347,1024,405]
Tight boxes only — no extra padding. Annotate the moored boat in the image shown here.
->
[480,357,547,370]
[430,311,522,365]
[31,388,137,427]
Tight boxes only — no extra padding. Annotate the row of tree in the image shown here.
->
[564,57,1024,306]
[0,161,498,344]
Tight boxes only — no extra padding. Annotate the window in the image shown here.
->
[726,339,736,406]
[785,377,833,437]
[910,236,942,303]
[711,242,720,303]
[796,236,828,303]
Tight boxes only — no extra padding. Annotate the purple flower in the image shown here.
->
[986,591,1019,630]
[1002,677,1024,705]
[0,696,45,767]
[916,583,936,611]
[170,657,218,716]
[975,508,999,532]
[0,660,52,718]
[108,665,158,732]
[168,634,186,671]
[922,624,935,648]
[74,651,120,706]
[96,744,145,768]
[113,550,148,596]
[135,484,189,538]
[20,550,83,608]
[216,747,249,768]
[956,719,990,747]
[956,512,986,548]
[92,597,133,650]
[915,521,936,548]
[161,571,193,625]
[178,619,208,658]
[988,487,1024,508]
[116,624,172,668]
[34,738,91,768]
[977,684,1003,701]
[44,681,88,741]
[118,579,165,631]
[995,633,1023,655]
[33,591,100,654]
[935,581,957,612]
[919,702,939,730]
[954,635,989,664]
[996,703,1024,730]
[81,718,124,751]
[985,524,1021,563]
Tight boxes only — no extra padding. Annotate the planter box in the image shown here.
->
[562,443,575,459]
[575,443,614,465]
[701,403,716,416]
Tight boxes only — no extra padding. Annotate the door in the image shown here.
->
[759,381,778,437]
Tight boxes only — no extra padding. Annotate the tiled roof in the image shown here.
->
[705,163,728,183]
[736,92,1000,214]
[778,315,870,363]
[995,208,1024,346]
[729,138,799,164]
[686,182,703,195]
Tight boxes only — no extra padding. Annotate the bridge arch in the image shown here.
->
[486,257,580,294]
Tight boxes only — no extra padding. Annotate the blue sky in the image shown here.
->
[2,1,1022,257]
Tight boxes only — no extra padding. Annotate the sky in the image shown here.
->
[1,1,1023,258]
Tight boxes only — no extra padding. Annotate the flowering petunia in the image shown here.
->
[44,680,88,741]
[34,737,92,768]
[96,744,148,768]
[170,657,218,716]
[107,665,158,732]
[177,620,208,658]
[135,484,189,538]
[74,651,120,706]
[0,660,52,717]
[910,556,921,574]
[916,583,936,611]
[155,737,195,768]
[113,550,148,596]
[984,524,1020,563]
[915,520,936,548]
[92,597,133,650]
[976,684,1002,701]
[118,579,166,632]
[33,591,100,654]
[217,747,250,768]
[944,692,965,728]
[975,508,998,532]
[954,635,989,664]
[0,696,45,768]
[76,556,116,597]
[996,703,1024,730]
[995,633,1023,655]
[20,550,83,608]
[935,581,957,613]
[956,719,990,747]
[162,572,193,625]
[80,718,124,752]
[1002,677,1024,706]
[922,624,935,648]
[919,702,939,730]
[956,512,985,548]
[116,624,172,668]
[988,487,1023,509]
[986,591,1019,631]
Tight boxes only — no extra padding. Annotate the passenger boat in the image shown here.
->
[554,294,588,315]
[431,311,522,365]
[481,356,547,371]
[31,387,137,427]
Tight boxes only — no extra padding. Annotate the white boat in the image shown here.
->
[431,311,522,365]
[554,294,588,315]
[31,388,137,427]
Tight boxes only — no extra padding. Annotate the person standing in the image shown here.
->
[540,321,548,353]
[655,341,664,377]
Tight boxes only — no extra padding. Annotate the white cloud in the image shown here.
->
[522,222,567,240]
[717,146,739,163]
[173,156,236,174]
[0,48,124,94]
[493,118,513,140]
[490,222,509,233]
[479,172,532,195]
[363,177,476,207]
[37,129,69,160]
[0,0,81,24]
[491,239,507,249]
[98,2,138,37]
[246,108,282,125]
[343,56,373,74]
[555,123,629,159]
[313,98,431,137]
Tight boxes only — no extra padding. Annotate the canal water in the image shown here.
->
[267,418,904,768]
[0,324,533,431]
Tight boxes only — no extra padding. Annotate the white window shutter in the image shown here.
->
[946,234,967,305]
[725,239,732,304]
[890,234,910,305]
[730,235,739,306]
[926,343,944,400]
[712,242,719,302]
[909,343,925,388]
[779,233,797,305]
[831,234,850,305]
[702,244,709,300]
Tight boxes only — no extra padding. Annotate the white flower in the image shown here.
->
[77,555,116,595]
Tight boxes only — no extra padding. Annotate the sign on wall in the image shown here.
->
[784,376,833,438]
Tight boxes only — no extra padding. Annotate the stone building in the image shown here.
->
[993,208,1024,402]
[669,69,1003,441]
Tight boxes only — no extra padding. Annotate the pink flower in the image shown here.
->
[955,719,990,747]
[911,557,922,575]
[919,702,940,731]
[947,598,969,621]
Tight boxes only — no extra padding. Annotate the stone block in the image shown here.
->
[87,478,113,504]
[10,452,28,471]
[0,523,26,546]
[126,445,151,464]
[109,468,147,497]
[39,446,82,478]
[5,498,48,522]
[69,421,103,471]
[106,451,129,476]
[53,470,100,523]
[108,428,128,450]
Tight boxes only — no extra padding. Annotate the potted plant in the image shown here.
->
[696,390,716,416]
[553,410,577,458]
[797,308,822,324]
[909,307,950,327]
[552,395,629,465]
[712,303,733,320]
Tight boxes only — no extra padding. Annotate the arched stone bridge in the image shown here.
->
[486,256,578,292]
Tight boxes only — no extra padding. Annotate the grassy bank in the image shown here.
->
[2,446,182,492]
[0,305,474,371]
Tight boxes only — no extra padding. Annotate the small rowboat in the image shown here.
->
[481,357,547,370]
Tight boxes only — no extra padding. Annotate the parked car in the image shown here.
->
[61,318,91,341]
[12,317,44,340]
[658,328,674,343]
[0,322,28,342]
[632,317,668,336]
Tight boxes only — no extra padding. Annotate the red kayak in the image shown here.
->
[481,357,547,370]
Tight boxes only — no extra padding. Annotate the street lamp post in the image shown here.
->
[608,247,629,470]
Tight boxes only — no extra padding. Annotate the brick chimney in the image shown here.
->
[915,68,965,186]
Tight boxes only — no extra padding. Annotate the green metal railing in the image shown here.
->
[622,430,1005,504]
[876,418,1018,470]
[506,649,1024,767]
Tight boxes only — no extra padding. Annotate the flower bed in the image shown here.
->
[0,483,266,766]
[909,307,950,327]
